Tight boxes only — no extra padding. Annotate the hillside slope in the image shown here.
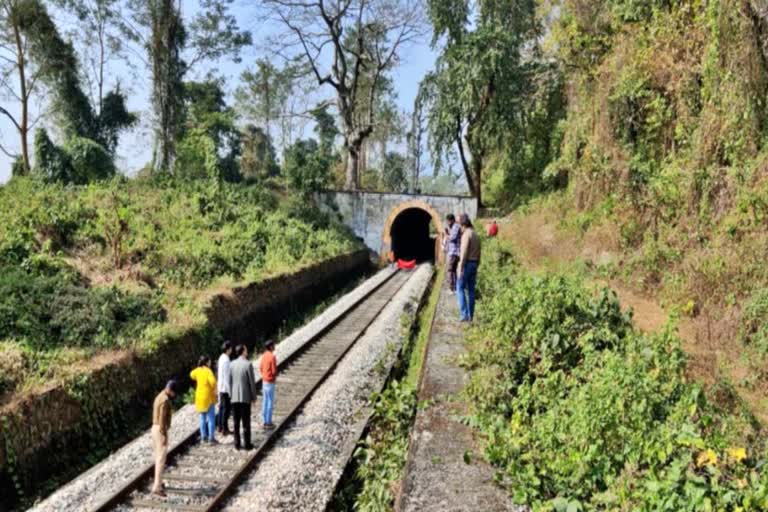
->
[0,177,359,402]
[497,1,768,420]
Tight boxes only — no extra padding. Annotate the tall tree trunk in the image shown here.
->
[470,153,482,206]
[456,131,475,196]
[150,0,184,174]
[13,20,29,174]
[345,144,360,190]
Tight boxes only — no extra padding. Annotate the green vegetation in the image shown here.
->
[0,176,358,398]
[463,240,768,510]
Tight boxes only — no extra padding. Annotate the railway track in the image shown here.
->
[90,269,411,512]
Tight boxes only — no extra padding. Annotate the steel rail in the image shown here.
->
[90,268,404,512]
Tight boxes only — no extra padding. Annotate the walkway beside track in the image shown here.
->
[398,279,517,512]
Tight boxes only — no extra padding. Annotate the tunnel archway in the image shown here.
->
[382,200,444,264]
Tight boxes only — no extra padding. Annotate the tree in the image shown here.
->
[311,103,339,159]
[32,127,71,182]
[240,124,278,181]
[1,0,132,176]
[380,151,407,191]
[146,0,185,173]
[407,80,428,192]
[45,1,137,151]
[124,0,251,174]
[235,59,305,155]
[178,78,241,181]
[53,0,128,114]
[283,138,331,196]
[424,0,538,204]
[259,0,426,190]
[0,0,56,173]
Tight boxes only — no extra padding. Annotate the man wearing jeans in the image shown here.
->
[444,214,461,293]
[260,339,278,428]
[457,213,481,322]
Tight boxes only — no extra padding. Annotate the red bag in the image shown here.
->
[397,259,416,269]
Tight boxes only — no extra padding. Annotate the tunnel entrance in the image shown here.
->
[390,208,436,263]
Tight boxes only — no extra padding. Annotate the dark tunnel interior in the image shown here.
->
[390,208,435,263]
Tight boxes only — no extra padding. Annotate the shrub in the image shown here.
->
[0,340,29,395]
[463,240,767,510]
[0,264,165,350]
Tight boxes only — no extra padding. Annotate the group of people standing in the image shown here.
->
[149,339,279,497]
[442,214,493,322]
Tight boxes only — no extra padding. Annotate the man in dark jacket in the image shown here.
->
[229,344,258,450]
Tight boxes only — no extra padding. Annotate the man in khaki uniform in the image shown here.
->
[151,380,177,496]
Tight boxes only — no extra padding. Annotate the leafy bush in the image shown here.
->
[463,241,767,510]
[0,264,164,351]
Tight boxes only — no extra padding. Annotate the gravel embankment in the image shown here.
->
[223,264,434,511]
[29,267,396,512]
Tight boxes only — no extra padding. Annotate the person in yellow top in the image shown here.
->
[190,356,218,443]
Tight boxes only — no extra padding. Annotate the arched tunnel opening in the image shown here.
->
[390,208,436,263]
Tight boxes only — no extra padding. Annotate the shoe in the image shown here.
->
[221,429,232,436]
[209,438,219,444]
[152,489,167,498]
[263,423,275,429]
[235,444,242,450]
[244,444,255,450]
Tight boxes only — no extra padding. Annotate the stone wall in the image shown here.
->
[0,250,370,509]
[319,191,478,261]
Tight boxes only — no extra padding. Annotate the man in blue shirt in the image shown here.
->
[443,214,461,294]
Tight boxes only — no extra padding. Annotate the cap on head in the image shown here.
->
[263,339,275,349]
[166,379,178,394]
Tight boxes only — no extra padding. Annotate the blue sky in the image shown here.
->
[0,1,438,183]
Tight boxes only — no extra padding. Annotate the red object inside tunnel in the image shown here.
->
[397,259,416,269]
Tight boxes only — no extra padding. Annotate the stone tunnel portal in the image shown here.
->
[390,207,438,263]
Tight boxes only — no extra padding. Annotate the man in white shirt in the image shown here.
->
[216,341,234,435]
